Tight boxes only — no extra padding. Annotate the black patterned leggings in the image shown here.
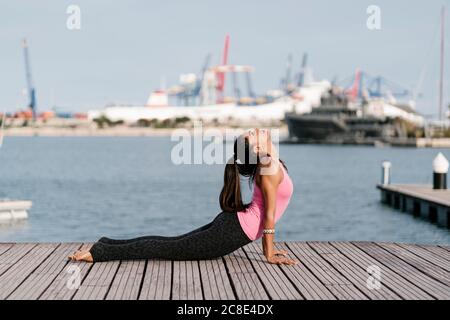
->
[89,211,253,262]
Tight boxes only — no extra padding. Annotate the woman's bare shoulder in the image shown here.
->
[256,159,283,187]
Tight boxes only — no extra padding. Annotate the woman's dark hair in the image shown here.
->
[219,135,287,212]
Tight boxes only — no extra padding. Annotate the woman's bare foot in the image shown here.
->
[68,250,94,263]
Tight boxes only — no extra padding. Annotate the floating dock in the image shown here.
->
[378,184,450,228]
[0,241,449,300]
[0,200,32,222]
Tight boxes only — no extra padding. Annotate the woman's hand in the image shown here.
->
[273,249,289,257]
[266,254,298,266]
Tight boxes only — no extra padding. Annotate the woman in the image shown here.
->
[69,128,297,265]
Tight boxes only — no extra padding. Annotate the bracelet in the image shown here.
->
[263,229,275,234]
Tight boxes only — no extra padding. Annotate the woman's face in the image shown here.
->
[245,128,272,156]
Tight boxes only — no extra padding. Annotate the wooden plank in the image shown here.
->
[243,242,303,300]
[0,244,13,257]
[39,243,93,300]
[223,247,269,300]
[419,244,450,262]
[354,242,450,299]
[397,243,450,271]
[376,243,450,286]
[7,243,81,300]
[72,259,120,300]
[276,242,336,300]
[172,261,183,300]
[105,260,145,300]
[199,258,235,300]
[308,242,401,300]
[190,261,203,300]
[0,243,36,277]
[438,245,450,253]
[286,242,368,300]
[0,243,58,299]
[331,242,433,300]
[139,260,171,300]
[172,260,203,300]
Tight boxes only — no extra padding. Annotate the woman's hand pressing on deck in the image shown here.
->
[266,254,298,266]
[273,249,289,257]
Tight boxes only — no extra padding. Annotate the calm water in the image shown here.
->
[0,137,449,244]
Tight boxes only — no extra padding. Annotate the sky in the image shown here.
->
[1,0,449,117]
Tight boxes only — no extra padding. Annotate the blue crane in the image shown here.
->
[194,53,211,98]
[297,53,308,87]
[22,39,37,119]
[177,53,211,106]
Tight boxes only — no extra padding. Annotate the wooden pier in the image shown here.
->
[0,241,450,300]
[378,184,450,228]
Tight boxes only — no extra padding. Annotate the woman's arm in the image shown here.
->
[260,174,276,259]
[260,167,296,265]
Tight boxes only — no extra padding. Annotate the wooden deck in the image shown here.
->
[0,242,450,300]
[378,184,450,228]
[379,184,450,208]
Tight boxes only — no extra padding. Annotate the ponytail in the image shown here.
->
[219,158,247,212]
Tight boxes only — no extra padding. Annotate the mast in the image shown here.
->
[439,6,445,121]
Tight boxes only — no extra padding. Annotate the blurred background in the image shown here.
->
[0,0,449,244]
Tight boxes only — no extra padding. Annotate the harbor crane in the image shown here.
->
[341,70,411,102]
[280,52,308,95]
[175,53,212,106]
[297,53,308,87]
[216,34,230,103]
[168,35,257,106]
[22,39,37,120]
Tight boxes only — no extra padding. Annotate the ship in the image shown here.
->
[285,79,425,144]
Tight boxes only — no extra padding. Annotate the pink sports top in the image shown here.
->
[237,162,294,241]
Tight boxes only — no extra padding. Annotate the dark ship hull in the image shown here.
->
[284,84,423,144]
[285,112,402,144]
